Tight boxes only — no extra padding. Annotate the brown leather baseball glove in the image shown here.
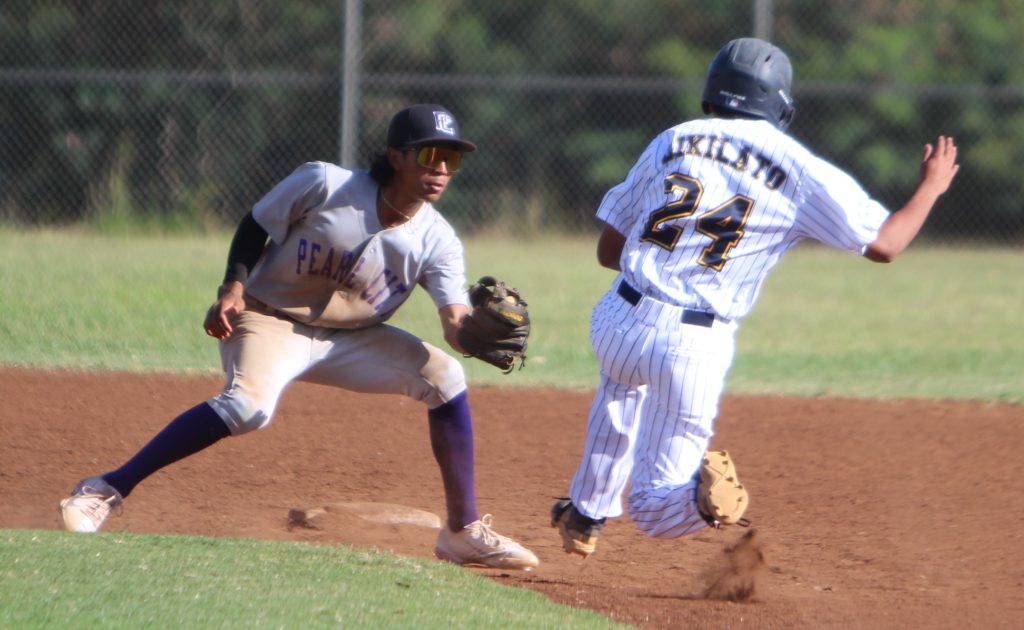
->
[457,276,530,373]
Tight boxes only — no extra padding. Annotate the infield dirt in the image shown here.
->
[3,368,1022,628]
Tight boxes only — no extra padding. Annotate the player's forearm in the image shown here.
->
[216,280,245,300]
[596,225,626,270]
[866,135,959,263]
[864,184,943,263]
[440,304,469,354]
[223,211,269,284]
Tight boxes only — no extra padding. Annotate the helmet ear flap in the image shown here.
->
[778,103,795,129]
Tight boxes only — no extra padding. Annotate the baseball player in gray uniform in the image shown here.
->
[60,103,539,570]
[552,38,960,557]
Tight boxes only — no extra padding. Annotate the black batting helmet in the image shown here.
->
[701,38,795,130]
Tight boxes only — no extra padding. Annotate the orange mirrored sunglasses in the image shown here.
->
[411,146,463,172]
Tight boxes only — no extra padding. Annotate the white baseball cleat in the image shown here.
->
[435,514,539,570]
[58,477,123,533]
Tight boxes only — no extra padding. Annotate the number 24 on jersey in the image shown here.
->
[639,173,753,272]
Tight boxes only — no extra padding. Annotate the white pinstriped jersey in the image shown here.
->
[598,117,891,321]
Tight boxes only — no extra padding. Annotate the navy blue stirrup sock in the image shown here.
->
[103,402,231,497]
[428,391,480,531]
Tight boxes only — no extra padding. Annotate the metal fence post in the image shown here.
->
[340,0,363,168]
[754,0,773,41]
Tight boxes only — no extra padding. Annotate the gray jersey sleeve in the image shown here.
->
[420,224,470,310]
[251,162,333,243]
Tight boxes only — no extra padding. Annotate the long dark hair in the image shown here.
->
[369,152,395,185]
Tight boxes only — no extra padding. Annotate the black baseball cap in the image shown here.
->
[386,104,476,152]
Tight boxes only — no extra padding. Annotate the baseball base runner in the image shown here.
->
[553,37,960,557]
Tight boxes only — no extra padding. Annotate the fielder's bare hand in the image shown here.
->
[920,135,960,195]
[204,281,246,340]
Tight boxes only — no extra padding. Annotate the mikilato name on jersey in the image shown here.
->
[662,133,788,190]
[295,238,409,310]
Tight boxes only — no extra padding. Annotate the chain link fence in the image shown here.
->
[2,0,1023,241]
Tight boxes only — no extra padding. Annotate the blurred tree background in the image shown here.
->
[1,0,1022,241]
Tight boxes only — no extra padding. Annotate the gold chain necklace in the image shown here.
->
[378,189,418,222]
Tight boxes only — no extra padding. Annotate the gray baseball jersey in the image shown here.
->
[246,162,468,328]
[207,162,472,434]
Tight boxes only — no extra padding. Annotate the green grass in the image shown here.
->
[0,229,227,372]
[734,244,1024,402]
[0,228,1021,402]
[1,230,1019,627]
[0,530,624,629]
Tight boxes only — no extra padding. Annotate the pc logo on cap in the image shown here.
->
[387,104,477,152]
[434,111,456,135]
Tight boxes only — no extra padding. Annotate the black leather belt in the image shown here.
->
[617,281,715,328]
[245,294,290,321]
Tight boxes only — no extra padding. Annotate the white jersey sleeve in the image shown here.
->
[596,134,666,237]
[793,155,891,253]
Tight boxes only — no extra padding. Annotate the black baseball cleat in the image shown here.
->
[551,498,605,558]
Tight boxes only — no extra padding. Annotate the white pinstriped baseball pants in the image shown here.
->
[568,285,738,538]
